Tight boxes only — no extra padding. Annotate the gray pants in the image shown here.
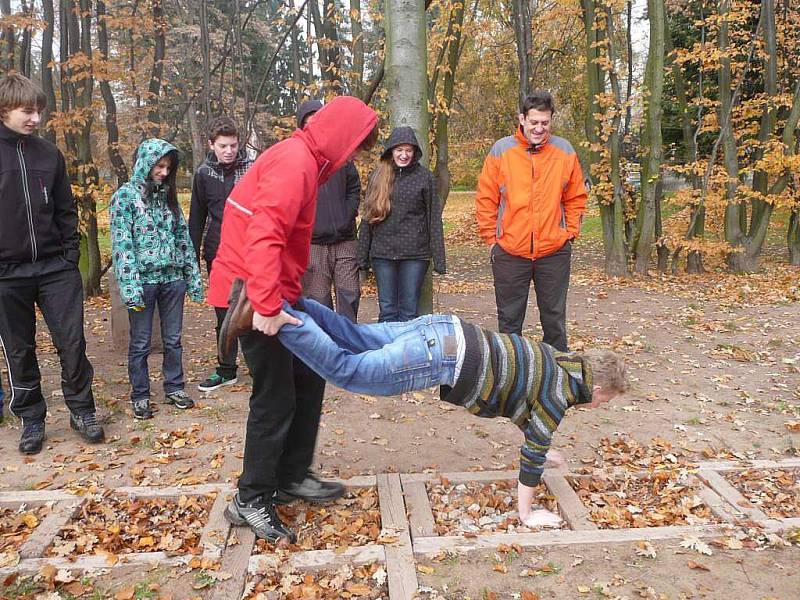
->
[490,241,572,351]
[301,240,361,323]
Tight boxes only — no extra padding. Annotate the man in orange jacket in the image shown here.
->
[476,91,587,351]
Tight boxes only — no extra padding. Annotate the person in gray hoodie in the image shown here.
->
[297,100,362,322]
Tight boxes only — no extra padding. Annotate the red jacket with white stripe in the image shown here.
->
[208,97,378,315]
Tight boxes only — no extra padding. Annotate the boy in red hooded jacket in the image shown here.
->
[208,97,378,544]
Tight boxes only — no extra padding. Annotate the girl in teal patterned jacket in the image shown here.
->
[111,138,203,419]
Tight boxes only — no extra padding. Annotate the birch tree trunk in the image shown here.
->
[384,0,433,311]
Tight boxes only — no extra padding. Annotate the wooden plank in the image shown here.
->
[692,475,742,524]
[338,475,378,488]
[413,524,730,555]
[200,491,232,560]
[116,483,230,498]
[249,545,386,573]
[0,490,77,504]
[403,481,436,538]
[1,552,186,576]
[215,527,256,600]
[19,500,84,559]
[377,473,418,600]
[696,470,769,523]
[695,458,800,472]
[400,473,437,485]
[438,470,517,484]
[541,472,597,531]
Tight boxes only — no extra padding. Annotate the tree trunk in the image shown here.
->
[350,0,364,95]
[623,0,633,140]
[385,0,433,311]
[633,0,664,274]
[19,0,32,76]
[789,208,800,266]
[187,98,205,175]
[0,0,13,73]
[146,0,166,136]
[199,0,212,117]
[97,0,129,186]
[432,0,466,205]
[41,0,57,143]
[511,0,533,105]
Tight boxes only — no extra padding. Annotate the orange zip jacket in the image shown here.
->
[475,128,587,260]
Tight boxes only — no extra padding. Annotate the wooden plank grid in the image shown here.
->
[3,460,800,599]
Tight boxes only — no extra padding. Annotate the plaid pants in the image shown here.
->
[301,240,360,322]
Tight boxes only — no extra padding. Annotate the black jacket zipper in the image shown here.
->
[17,139,38,261]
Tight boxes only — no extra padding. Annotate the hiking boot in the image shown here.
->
[274,473,345,504]
[69,411,105,443]
[165,390,195,410]
[132,398,154,420]
[197,372,238,392]
[224,492,296,544]
[19,420,45,454]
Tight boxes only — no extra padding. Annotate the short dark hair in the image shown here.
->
[520,91,555,117]
[207,116,239,142]
[0,73,47,121]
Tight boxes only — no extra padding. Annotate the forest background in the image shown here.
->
[1,0,799,294]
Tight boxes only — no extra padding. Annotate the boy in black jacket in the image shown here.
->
[189,117,253,392]
[0,74,104,453]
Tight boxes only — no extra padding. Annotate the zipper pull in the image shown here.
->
[40,178,48,205]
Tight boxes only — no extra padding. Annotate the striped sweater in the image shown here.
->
[442,321,593,486]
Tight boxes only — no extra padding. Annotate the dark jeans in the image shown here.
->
[207,260,238,377]
[491,242,571,351]
[371,258,429,322]
[238,329,326,503]
[0,265,95,422]
[127,280,186,400]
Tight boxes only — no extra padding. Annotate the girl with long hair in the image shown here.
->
[111,139,203,420]
[357,127,446,322]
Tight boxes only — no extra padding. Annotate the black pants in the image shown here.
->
[207,260,238,378]
[238,329,326,502]
[491,242,571,351]
[0,266,95,422]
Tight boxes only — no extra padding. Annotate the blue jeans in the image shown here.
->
[127,280,186,400]
[279,298,458,396]
[371,258,429,322]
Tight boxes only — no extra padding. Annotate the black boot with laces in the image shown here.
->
[224,492,296,544]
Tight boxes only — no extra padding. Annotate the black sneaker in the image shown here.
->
[165,390,195,409]
[197,372,238,392]
[132,398,154,420]
[274,473,345,504]
[224,492,296,544]
[19,420,45,454]
[69,411,105,443]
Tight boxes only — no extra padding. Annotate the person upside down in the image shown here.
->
[260,297,628,528]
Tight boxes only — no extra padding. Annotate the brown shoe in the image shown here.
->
[219,278,254,357]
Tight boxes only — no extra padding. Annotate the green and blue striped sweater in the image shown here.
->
[442,321,593,486]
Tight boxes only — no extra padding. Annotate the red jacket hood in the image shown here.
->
[299,96,378,184]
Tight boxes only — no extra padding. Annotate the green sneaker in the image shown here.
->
[197,372,238,392]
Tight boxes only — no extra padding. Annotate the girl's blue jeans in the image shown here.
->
[279,298,458,396]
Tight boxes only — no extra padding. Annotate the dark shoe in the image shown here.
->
[224,492,296,544]
[165,390,195,410]
[197,372,238,392]
[19,420,45,454]
[274,473,345,504]
[219,278,253,358]
[69,411,105,443]
[132,398,154,420]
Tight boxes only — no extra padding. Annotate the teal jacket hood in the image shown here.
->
[131,138,178,183]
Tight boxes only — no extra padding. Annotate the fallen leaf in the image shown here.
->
[115,587,135,600]
[0,550,20,569]
[492,563,508,574]
[522,592,541,600]
[687,560,710,571]
[680,536,713,556]
[577,586,591,594]
[417,565,435,574]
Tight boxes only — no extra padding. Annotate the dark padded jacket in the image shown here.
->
[0,123,78,273]
[297,100,361,245]
[188,150,253,264]
[357,126,446,274]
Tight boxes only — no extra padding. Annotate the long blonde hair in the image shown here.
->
[362,157,396,224]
